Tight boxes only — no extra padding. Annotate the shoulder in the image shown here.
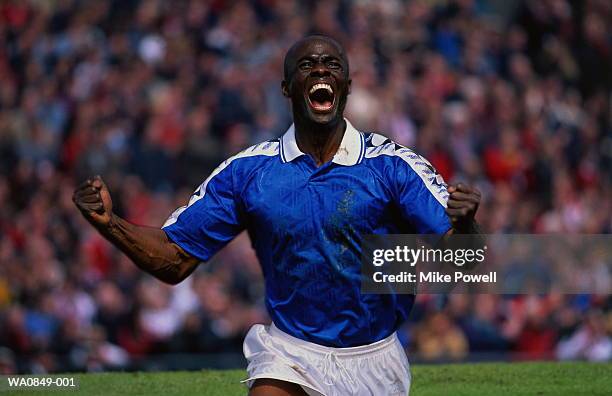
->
[362,131,448,201]
[362,132,429,171]
[225,139,280,167]
[212,138,280,176]
[189,139,279,193]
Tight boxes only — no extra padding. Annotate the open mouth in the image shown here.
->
[307,83,335,113]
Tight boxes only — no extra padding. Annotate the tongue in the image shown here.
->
[311,99,333,111]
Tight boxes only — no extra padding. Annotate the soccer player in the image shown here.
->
[73,35,481,396]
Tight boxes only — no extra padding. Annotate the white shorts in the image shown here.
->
[242,323,411,396]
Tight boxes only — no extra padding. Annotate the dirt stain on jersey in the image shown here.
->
[326,189,357,272]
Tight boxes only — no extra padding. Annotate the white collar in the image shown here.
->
[280,119,364,166]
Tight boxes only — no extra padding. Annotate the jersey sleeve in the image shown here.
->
[394,149,452,234]
[162,160,244,262]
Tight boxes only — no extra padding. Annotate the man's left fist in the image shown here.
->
[445,183,481,232]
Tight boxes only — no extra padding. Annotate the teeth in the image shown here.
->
[309,83,333,95]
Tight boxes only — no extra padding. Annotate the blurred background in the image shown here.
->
[0,0,611,374]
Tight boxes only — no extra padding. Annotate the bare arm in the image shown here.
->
[73,176,200,284]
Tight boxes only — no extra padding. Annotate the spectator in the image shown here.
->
[0,0,610,372]
[557,310,612,362]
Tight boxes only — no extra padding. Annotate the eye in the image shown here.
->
[328,61,342,70]
[299,61,313,70]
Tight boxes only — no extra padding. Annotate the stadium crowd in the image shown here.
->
[0,0,611,374]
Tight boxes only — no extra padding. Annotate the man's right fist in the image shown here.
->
[73,175,113,228]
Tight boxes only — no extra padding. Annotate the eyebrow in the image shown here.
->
[297,54,343,63]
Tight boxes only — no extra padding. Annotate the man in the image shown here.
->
[74,35,481,395]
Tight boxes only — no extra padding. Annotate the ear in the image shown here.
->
[281,80,290,98]
[347,79,352,95]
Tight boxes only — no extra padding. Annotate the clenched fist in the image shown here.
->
[73,175,113,228]
[446,183,481,233]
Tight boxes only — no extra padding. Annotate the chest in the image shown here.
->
[240,161,394,237]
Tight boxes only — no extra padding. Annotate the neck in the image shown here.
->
[293,114,346,166]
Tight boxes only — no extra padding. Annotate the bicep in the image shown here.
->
[161,165,245,262]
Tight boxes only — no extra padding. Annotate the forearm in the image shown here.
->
[442,220,484,271]
[448,220,482,235]
[97,214,199,284]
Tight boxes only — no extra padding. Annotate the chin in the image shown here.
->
[306,107,341,125]
[310,114,336,125]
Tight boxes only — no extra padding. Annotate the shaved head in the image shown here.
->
[281,34,351,125]
[283,35,349,81]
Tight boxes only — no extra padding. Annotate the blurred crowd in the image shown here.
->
[0,0,611,374]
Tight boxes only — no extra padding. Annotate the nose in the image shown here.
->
[310,62,331,78]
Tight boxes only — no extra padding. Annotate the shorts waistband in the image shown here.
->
[268,322,399,357]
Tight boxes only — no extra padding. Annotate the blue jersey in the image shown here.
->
[162,119,451,347]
